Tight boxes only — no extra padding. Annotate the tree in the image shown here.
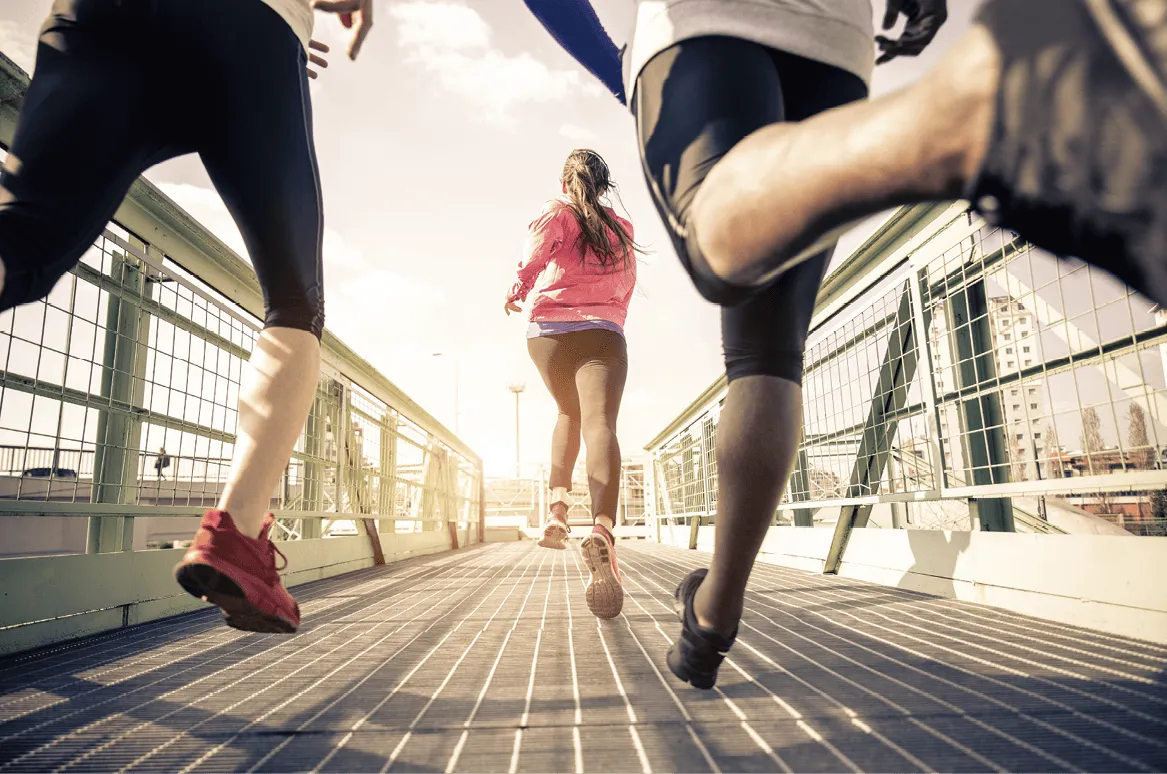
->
[1127,402,1153,470]
[1081,407,1105,474]
[1041,422,1061,477]
[1081,406,1114,512]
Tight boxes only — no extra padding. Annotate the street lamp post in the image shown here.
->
[508,382,525,478]
[431,352,460,435]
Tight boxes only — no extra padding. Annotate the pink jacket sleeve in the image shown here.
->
[507,202,565,304]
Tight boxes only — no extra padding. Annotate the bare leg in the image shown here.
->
[217,327,321,538]
[690,26,1000,287]
[690,376,803,634]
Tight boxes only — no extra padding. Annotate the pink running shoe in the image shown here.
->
[538,501,570,550]
[174,510,300,633]
[580,522,623,619]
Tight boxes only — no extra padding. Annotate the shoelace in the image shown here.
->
[265,538,289,575]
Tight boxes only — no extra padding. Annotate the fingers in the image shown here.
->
[309,39,330,53]
[348,3,373,60]
[312,0,362,12]
[309,52,328,69]
[881,0,901,31]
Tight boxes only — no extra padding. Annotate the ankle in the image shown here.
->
[594,514,615,533]
[692,577,741,637]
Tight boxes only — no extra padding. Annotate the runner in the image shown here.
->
[505,149,640,620]
[0,0,362,633]
[522,0,947,688]
[659,0,1167,312]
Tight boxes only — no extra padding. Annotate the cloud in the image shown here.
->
[0,20,37,74]
[388,1,592,126]
[154,181,440,368]
[559,123,599,143]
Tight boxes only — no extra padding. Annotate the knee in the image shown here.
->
[0,219,83,313]
[678,222,763,307]
[264,284,325,341]
[724,346,805,386]
[581,415,617,443]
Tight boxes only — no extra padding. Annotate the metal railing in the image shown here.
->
[646,202,1167,555]
[0,53,483,557]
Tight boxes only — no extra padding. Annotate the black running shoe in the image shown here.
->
[666,569,737,690]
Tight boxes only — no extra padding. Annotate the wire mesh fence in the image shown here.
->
[647,207,1167,538]
[0,221,482,558]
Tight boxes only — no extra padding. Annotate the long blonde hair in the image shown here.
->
[560,149,642,269]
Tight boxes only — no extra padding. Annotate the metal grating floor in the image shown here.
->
[1,541,1164,773]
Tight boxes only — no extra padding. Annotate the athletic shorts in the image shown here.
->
[634,36,868,384]
[969,0,1167,309]
[0,0,325,338]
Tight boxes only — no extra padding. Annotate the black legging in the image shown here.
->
[0,0,325,337]
[528,329,627,520]
[635,37,868,384]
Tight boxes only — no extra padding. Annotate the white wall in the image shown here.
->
[656,525,1167,645]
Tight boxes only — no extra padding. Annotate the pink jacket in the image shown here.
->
[507,196,637,327]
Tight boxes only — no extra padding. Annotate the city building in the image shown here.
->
[928,294,1047,482]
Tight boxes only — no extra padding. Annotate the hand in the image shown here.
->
[313,0,374,61]
[307,39,329,79]
[876,0,947,65]
[504,301,522,316]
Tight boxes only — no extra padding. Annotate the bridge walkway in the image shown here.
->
[1,541,1164,773]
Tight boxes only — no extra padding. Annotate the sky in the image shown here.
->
[0,1,985,478]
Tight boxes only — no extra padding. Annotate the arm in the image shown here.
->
[507,205,563,305]
[522,0,626,105]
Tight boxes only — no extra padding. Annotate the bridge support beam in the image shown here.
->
[790,448,816,527]
[88,252,149,554]
[949,278,1015,532]
[377,411,398,539]
[825,282,922,573]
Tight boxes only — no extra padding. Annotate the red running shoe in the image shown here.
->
[580,522,623,619]
[174,510,300,633]
[538,501,570,550]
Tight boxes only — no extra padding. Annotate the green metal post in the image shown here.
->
[88,252,149,554]
[949,279,1015,532]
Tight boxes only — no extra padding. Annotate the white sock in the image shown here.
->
[551,487,568,505]
[595,514,615,533]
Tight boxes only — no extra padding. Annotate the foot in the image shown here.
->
[580,522,623,619]
[537,502,570,550]
[174,510,301,633]
[667,569,737,689]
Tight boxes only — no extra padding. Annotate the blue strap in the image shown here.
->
[523,0,626,105]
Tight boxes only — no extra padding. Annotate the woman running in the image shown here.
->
[504,149,639,620]
[0,0,371,633]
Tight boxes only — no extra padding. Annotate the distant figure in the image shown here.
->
[505,149,641,620]
[155,448,172,480]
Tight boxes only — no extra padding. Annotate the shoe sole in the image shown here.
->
[538,522,568,550]
[175,563,297,634]
[580,534,623,619]
[666,642,718,690]
[1083,0,1167,121]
